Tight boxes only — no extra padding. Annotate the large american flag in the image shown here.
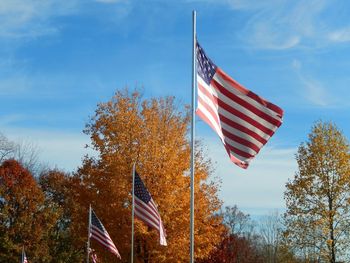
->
[196,41,284,169]
[90,209,121,259]
[134,171,167,246]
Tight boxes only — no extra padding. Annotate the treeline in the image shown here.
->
[0,156,297,262]
[1,89,350,263]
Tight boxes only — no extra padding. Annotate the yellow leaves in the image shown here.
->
[326,239,333,246]
[284,121,350,261]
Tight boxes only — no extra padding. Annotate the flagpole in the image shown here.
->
[22,246,24,263]
[87,204,91,263]
[190,10,196,263]
[131,163,136,263]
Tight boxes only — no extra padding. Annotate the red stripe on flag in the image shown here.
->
[209,80,276,136]
[198,81,271,143]
[212,76,282,127]
[216,68,284,117]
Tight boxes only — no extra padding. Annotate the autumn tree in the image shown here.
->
[0,160,58,262]
[70,89,224,262]
[284,122,350,263]
[39,169,84,262]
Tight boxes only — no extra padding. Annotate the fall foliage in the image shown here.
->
[3,91,350,263]
[71,89,225,262]
[0,160,57,262]
[39,169,83,262]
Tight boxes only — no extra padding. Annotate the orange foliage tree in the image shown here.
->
[39,169,84,262]
[0,160,58,262]
[71,89,224,262]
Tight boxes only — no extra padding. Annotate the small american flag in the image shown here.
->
[90,209,121,259]
[88,248,98,263]
[22,248,28,263]
[196,41,284,169]
[134,171,167,246]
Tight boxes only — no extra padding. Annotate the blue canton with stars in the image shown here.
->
[196,42,217,85]
[134,171,152,204]
[91,209,107,232]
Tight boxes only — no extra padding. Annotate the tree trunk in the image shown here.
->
[328,196,336,263]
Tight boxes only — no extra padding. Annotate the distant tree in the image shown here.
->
[198,233,264,263]
[284,122,350,263]
[223,205,255,238]
[0,160,57,262]
[14,139,43,176]
[0,133,16,162]
[198,206,263,263]
[259,211,281,263]
[71,89,225,262]
[0,132,44,176]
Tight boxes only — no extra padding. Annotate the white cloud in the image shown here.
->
[2,127,95,172]
[328,27,350,42]
[0,0,80,39]
[291,59,336,107]
[0,0,131,41]
[299,77,330,107]
[190,0,350,49]
[201,134,297,216]
[248,23,300,50]
[241,0,329,50]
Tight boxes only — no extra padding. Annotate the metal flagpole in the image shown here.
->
[86,204,91,263]
[131,163,136,263]
[190,10,196,263]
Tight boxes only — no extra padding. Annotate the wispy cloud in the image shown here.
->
[247,23,301,50]
[298,77,330,107]
[0,0,80,39]
[190,0,350,49]
[241,0,329,50]
[328,27,350,42]
[2,126,95,172]
[291,59,337,107]
[0,0,133,41]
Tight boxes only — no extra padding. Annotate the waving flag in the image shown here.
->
[90,209,121,259]
[89,248,98,263]
[22,247,28,263]
[196,41,284,169]
[134,170,167,246]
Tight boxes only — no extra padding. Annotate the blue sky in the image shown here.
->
[1,0,350,216]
